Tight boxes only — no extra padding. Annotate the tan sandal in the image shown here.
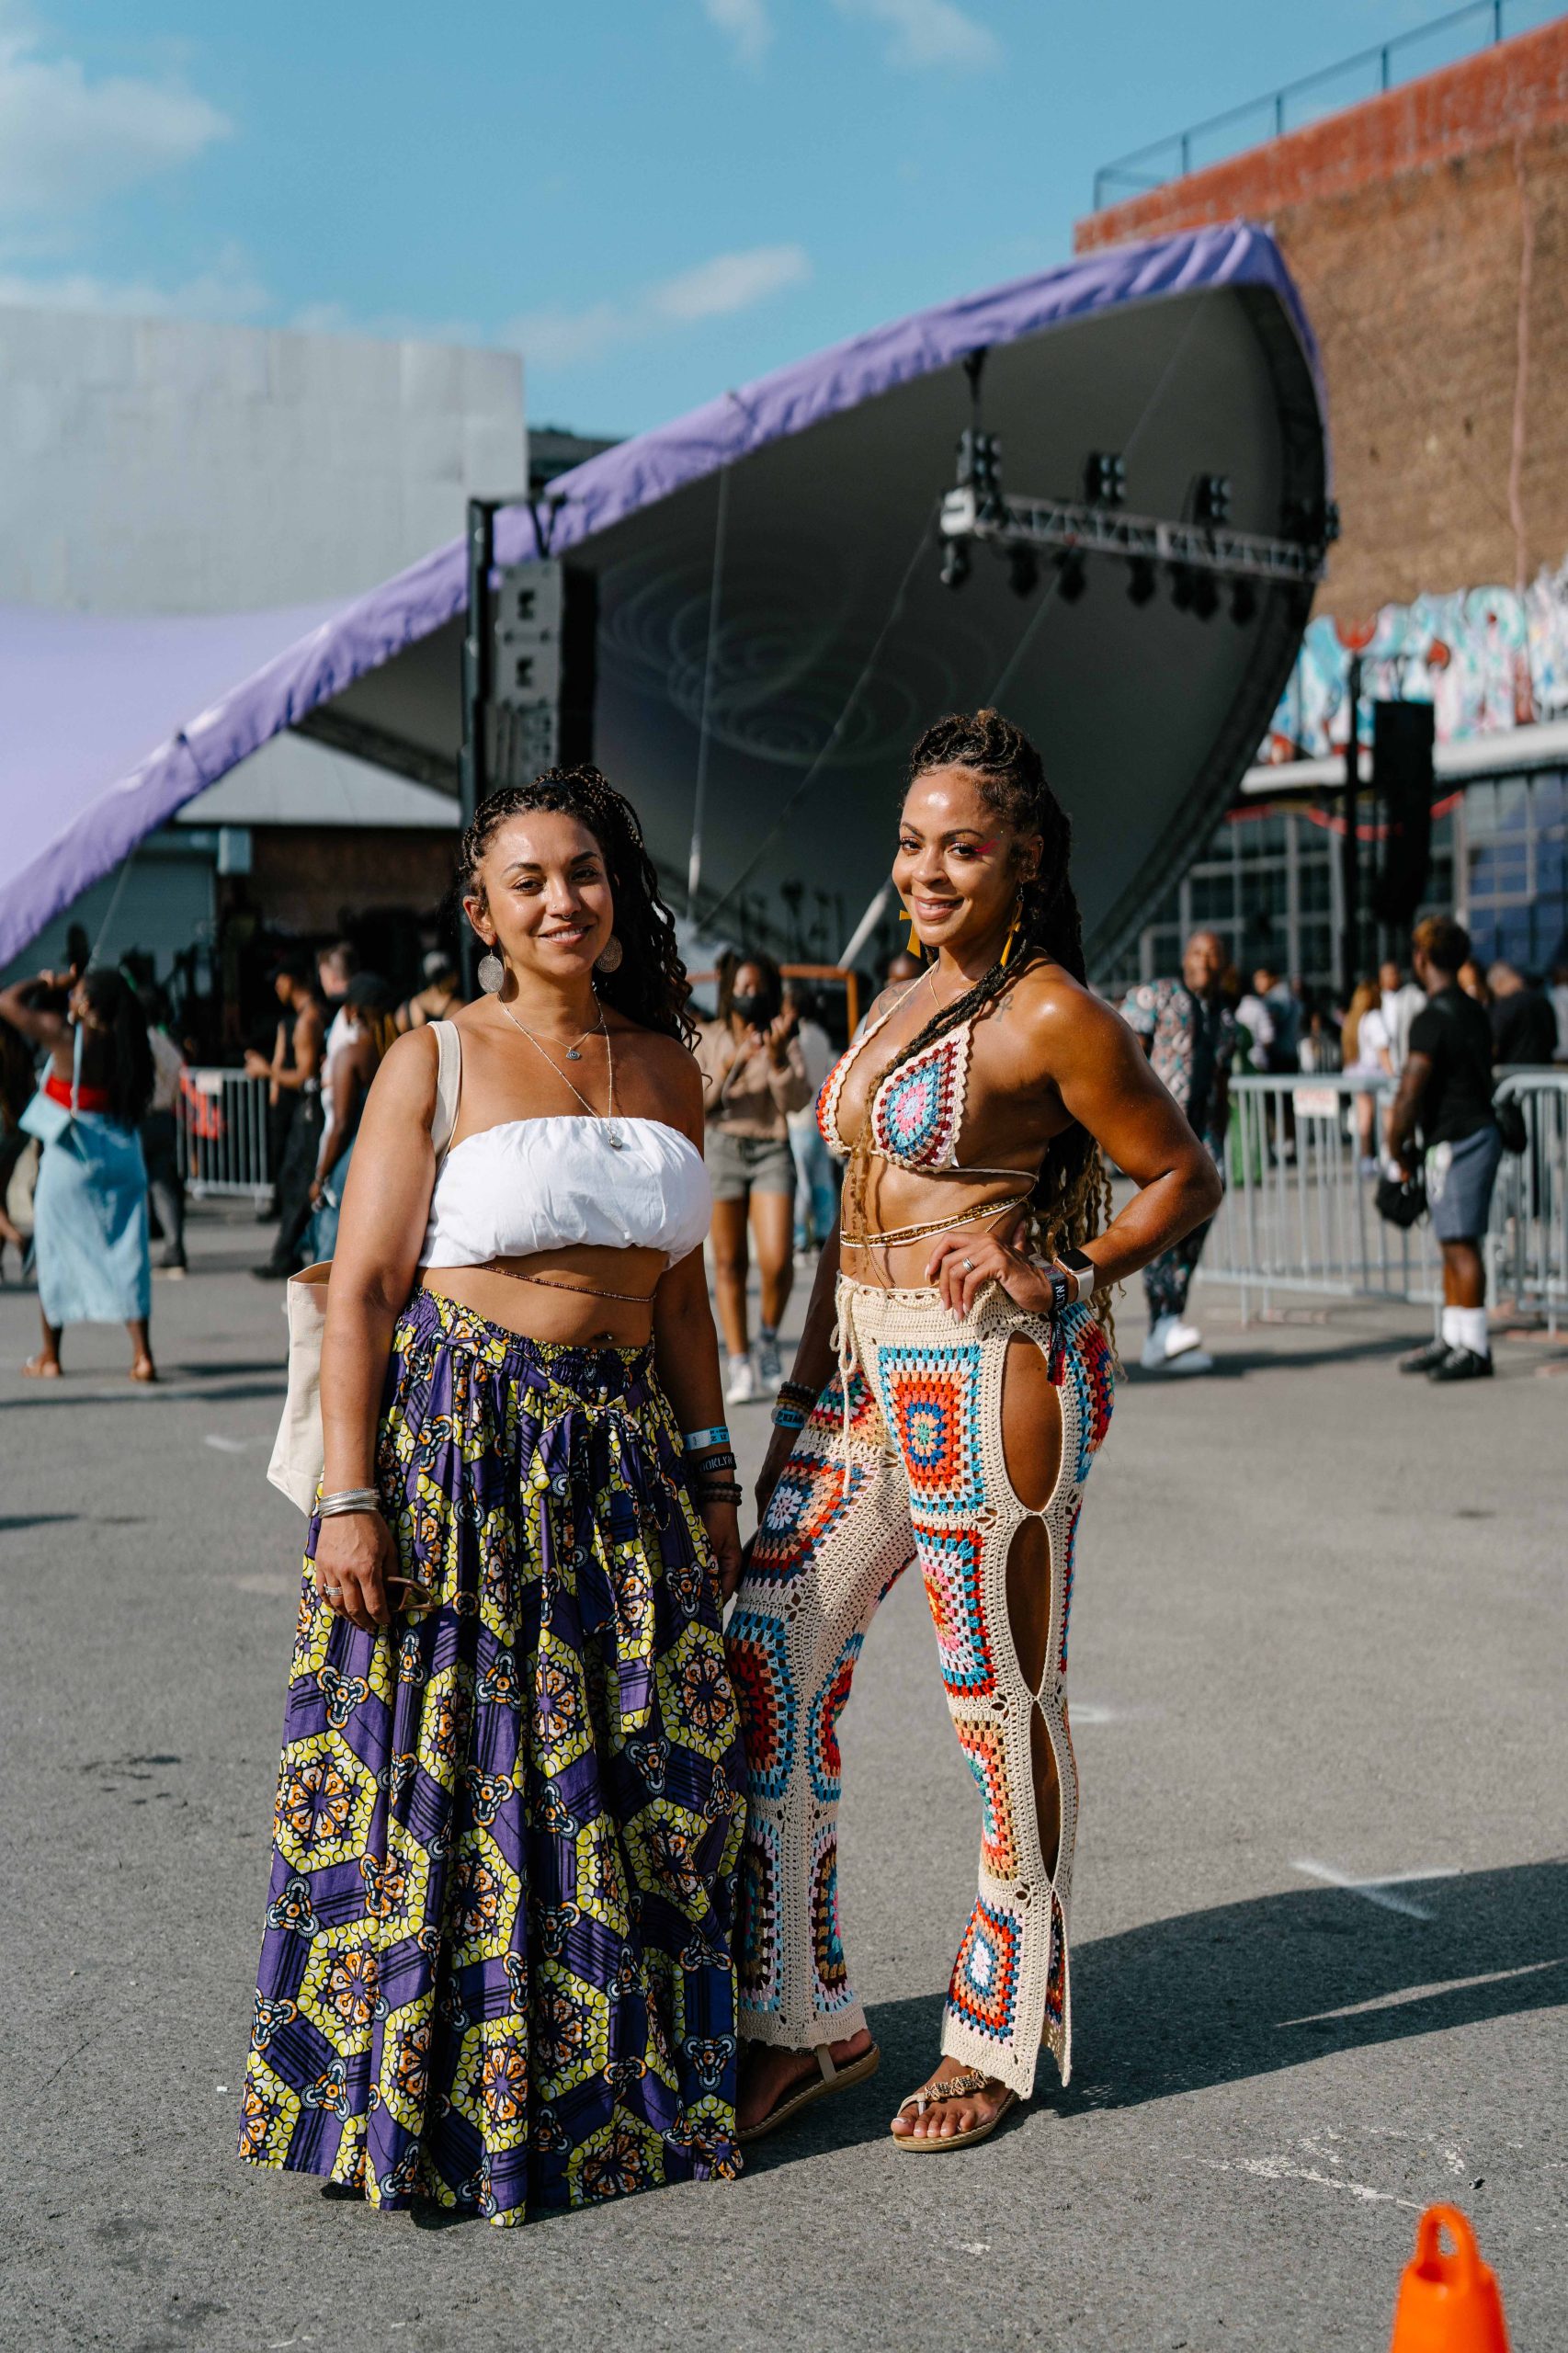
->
[891,2067,1017,2152]
[738,2040,881,2145]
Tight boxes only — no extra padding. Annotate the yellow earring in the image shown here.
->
[999,890,1025,968]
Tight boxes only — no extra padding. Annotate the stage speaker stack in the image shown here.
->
[1371,699,1437,929]
[493,560,598,785]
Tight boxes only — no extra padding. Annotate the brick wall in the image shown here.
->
[1075,20,1568,618]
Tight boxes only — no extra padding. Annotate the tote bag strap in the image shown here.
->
[71,1017,84,1116]
[429,1019,462,1161]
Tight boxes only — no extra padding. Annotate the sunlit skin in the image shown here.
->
[308,808,741,1634]
[708,959,801,1360]
[739,763,1223,2144]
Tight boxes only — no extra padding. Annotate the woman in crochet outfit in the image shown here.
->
[727,710,1221,2151]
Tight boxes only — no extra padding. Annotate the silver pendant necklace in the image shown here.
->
[494,995,623,1143]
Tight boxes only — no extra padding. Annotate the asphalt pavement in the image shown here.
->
[2,1206,1564,2352]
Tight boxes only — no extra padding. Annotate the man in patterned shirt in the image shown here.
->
[1119,930,1237,1372]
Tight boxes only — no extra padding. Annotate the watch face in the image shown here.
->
[1060,1245,1094,1274]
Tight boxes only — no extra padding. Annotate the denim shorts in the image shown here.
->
[707,1126,797,1203]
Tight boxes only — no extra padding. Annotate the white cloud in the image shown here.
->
[648,244,810,324]
[0,240,267,322]
[508,242,811,371]
[702,0,772,68]
[832,0,999,71]
[0,9,231,218]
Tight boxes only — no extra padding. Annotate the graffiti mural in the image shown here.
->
[1260,552,1568,763]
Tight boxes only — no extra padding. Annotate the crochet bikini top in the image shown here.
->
[419,1021,711,1268]
[817,978,1031,1188]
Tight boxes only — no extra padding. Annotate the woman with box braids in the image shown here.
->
[727,709,1222,2158]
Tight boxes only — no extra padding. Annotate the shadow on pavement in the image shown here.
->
[748,1859,1567,2170]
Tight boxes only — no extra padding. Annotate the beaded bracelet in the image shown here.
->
[777,1378,818,1409]
[770,1403,807,1432]
[682,1424,730,1453]
[693,1483,743,1506]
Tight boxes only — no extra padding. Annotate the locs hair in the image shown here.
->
[854,708,1115,1338]
[458,767,695,1045]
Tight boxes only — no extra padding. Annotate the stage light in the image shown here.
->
[940,538,971,591]
[1190,571,1220,621]
[1127,555,1157,606]
[1055,549,1087,603]
[1230,577,1258,626]
[1085,450,1126,507]
[1193,472,1232,525]
[1169,563,1195,611]
[1007,545,1040,598]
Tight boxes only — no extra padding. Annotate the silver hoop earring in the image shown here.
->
[594,936,624,975]
[476,951,505,994]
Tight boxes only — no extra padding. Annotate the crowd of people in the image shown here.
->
[2,711,1556,2234]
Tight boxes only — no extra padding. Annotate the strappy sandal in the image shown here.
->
[738,2040,881,2145]
[891,2067,1017,2152]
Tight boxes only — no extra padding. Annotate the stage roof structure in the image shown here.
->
[0,222,1326,971]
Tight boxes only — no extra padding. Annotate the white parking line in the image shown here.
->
[204,1433,259,1453]
[1290,1857,1460,1919]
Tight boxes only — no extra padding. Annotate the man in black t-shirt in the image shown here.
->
[1487,961,1559,1066]
[1387,916,1502,1383]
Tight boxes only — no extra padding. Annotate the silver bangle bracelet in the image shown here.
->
[318,1487,381,1518]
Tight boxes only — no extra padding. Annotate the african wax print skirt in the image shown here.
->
[239,1287,746,2226]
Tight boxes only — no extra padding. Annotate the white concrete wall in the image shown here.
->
[0,308,525,612]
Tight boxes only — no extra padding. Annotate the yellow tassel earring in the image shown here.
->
[999,888,1025,968]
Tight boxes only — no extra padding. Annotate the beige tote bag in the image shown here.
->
[267,1019,461,1512]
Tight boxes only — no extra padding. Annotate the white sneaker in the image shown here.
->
[725,1353,758,1404]
[1141,1315,1176,1370]
[1163,1318,1204,1360]
[1164,1348,1214,1374]
[756,1330,782,1386]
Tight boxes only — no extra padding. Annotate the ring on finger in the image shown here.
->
[961,1257,974,1271]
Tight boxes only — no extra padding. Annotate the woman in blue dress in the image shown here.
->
[0,966,156,1381]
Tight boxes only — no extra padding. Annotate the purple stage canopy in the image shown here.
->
[0,222,1324,968]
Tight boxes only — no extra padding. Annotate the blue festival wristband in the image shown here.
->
[682,1425,731,1453]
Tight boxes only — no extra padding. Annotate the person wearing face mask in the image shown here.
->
[695,951,810,1402]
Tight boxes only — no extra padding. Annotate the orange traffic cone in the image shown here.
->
[1390,2207,1511,2353]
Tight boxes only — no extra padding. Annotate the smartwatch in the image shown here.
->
[1057,1245,1096,1304]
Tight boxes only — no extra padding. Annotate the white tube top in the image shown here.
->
[422,1115,710,1267]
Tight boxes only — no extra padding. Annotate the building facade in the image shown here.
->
[1079,13,1568,993]
[0,308,525,998]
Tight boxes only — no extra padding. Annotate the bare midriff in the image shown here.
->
[420,1242,666,1347]
[838,1156,1040,1290]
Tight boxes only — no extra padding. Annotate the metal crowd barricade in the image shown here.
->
[176,1068,273,1205]
[1202,1071,1567,1330]
[1490,1070,1568,1332]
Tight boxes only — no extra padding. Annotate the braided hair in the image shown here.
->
[458,766,695,1045]
[861,709,1114,1329]
[76,968,155,1129]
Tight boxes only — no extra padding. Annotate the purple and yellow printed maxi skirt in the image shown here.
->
[239,1289,746,2226]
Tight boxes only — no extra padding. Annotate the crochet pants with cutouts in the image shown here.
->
[726,1278,1114,2099]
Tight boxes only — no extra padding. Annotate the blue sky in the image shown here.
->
[0,0,1555,436]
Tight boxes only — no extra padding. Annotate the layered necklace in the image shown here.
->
[494,993,624,1147]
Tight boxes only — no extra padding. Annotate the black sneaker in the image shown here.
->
[1399,1336,1450,1374]
[1428,1346,1494,1382]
